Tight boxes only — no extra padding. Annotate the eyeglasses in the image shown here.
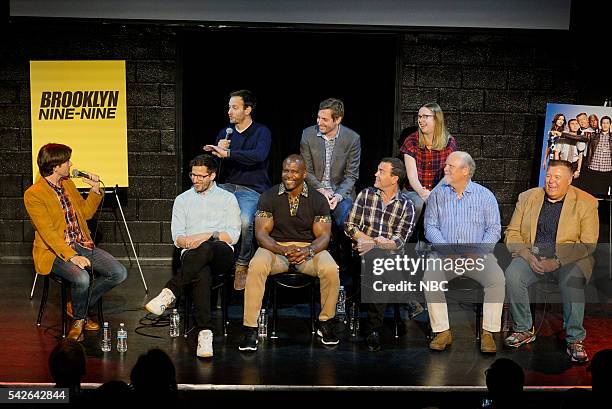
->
[189,172,210,180]
[418,114,434,120]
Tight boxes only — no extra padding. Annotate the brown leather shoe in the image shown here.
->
[67,319,85,341]
[480,330,497,353]
[233,264,248,291]
[429,329,452,351]
[85,319,100,331]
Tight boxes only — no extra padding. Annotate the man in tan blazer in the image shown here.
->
[504,160,599,363]
[24,143,127,341]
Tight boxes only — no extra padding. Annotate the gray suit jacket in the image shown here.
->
[300,124,361,200]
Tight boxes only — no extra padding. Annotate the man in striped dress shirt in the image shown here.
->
[423,151,504,353]
[345,157,415,351]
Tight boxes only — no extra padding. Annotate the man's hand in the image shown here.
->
[287,246,310,265]
[317,188,333,199]
[357,237,376,256]
[373,236,394,250]
[203,144,229,158]
[531,257,560,274]
[178,235,207,250]
[81,173,101,193]
[329,193,343,210]
[518,248,544,274]
[218,139,231,149]
[418,187,431,201]
[70,255,91,269]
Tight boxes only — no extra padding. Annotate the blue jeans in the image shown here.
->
[405,190,425,224]
[219,183,260,266]
[51,245,128,319]
[331,197,353,230]
[505,257,586,342]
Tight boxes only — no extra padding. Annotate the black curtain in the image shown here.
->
[181,29,398,192]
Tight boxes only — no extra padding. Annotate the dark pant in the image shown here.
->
[367,303,389,332]
[165,240,234,331]
[51,245,128,319]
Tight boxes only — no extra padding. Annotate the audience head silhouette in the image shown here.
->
[48,339,86,389]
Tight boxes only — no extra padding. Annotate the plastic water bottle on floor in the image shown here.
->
[169,308,180,338]
[336,286,346,322]
[257,309,268,338]
[101,321,111,352]
[117,323,128,352]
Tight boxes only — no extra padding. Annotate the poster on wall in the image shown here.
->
[539,103,612,198]
[29,60,128,187]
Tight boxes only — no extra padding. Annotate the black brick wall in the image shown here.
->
[0,22,178,262]
[398,32,584,226]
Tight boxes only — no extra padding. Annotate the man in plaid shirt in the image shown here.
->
[24,143,127,341]
[345,157,415,351]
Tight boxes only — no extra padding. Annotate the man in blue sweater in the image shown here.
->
[205,90,272,290]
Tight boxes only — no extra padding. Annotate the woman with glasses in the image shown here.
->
[399,102,457,223]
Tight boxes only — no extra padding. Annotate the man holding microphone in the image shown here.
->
[24,143,127,342]
[204,90,272,290]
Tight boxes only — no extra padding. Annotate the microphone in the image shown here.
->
[225,128,233,140]
[71,169,99,181]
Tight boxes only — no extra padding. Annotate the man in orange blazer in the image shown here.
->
[504,160,599,363]
[24,143,127,341]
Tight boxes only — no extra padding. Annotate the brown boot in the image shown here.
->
[480,330,497,353]
[67,319,85,341]
[429,329,452,351]
[233,264,248,291]
[84,319,100,331]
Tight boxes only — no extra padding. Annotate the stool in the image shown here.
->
[269,267,317,339]
[530,274,560,328]
[37,273,104,338]
[182,272,232,337]
[447,275,484,340]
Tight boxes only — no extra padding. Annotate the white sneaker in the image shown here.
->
[197,330,213,358]
[145,288,176,316]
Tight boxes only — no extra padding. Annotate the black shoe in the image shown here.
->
[238,326,258,351]
[366,331,381,352]
[317,320,340,345]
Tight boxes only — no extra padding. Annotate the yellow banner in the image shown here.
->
[30,61,128,187]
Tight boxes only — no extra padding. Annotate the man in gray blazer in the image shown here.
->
[300,98,361,229]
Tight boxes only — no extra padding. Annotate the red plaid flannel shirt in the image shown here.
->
[399,131,457,191]
[46,177,94,250]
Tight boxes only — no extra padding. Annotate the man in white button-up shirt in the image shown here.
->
[145,154,241,358]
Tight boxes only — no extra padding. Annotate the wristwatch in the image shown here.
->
[307,246,315,260]
[210,231,220,241]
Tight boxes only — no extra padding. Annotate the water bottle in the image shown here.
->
[336,285,346,322]
[257,309,268,338]
[100,321,111,352]
[169,308,180,338]
[117,323,128,353]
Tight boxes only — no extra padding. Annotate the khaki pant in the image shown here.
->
[424,254,505,333]
[243,242,339,327]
